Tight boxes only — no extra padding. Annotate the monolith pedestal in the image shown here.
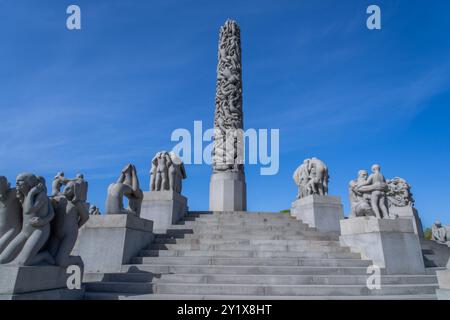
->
[209,172,247,211]
[140,191,188,232]
[340,217,425,274]
[291,195,343,233]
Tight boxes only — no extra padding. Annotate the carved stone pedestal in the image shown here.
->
[209,172,247,211]
[77,214,154,273]
[291,195,344,233]
[0,265,84,300]
[340,217,425,274]
[389,206,424,237]
[436,259,450,300]
[140,190,188,232]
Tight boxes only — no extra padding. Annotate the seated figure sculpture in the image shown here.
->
[0,176,22,254]
[348,170,374,218]
[432,221,448,243]
[106,164,143,215]
[293,157,329,199]
[47,179,90,267]
[150,151,187,194]
[0,173,54,266]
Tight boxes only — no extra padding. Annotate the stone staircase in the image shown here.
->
[83,211,439,300]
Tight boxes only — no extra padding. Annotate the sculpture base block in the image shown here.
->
[0,265,84,299]
[340,217,425,274]
[436,268,450,300]
[77,214,154,273]
[140,191,188,232]
[209,172,247,211]
[291,195,344,234]
[389,206,424,237]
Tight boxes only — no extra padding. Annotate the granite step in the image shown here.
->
[151,238,342,246]
[139,249,361,259]
[84,292,437,300]
[153,234,337,242]
[153,274,438,286]
[84,282,438,297]
[129,257,372,268]
[120,264,374,275]
[147,243,353,252]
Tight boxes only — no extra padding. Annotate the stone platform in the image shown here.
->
[83,211,438,300]
[0,265,84,300]
[340,217,425,275]
[77,213,154,273]
[291,195,344,234]
[140,190,187,232]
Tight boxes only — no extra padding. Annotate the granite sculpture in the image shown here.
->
[0,172,90,267]
[293,157,329,199]
[348,164,393,219]
[386,177,414,208]
[0,176,22,254]
[150,151,187,193]
[48,177,90,267]
[432,221,448,243]
[0,173,54,265]
[105,164,143,215]
[209,20,247,211]
[89,205,101,215]
[212,20,244,173]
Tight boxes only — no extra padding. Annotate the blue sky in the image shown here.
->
[0,0,449,228]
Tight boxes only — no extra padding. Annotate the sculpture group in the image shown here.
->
[348,165,394,219]
[150,151,187,194]
[0,173,89,267]
[293,157,329,199]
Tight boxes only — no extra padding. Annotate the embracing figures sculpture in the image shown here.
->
[293,157,329,199]
[348,164,394,219]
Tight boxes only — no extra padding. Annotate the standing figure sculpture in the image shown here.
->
[150,152,172,191]
[0,176,22,254]
[293,157,329,199]
[212,20,244,173]
[150,151,187,194]
[355,164,390,219]
[168,151,187,194]
[0,173,54,266]
[106,164,143,215]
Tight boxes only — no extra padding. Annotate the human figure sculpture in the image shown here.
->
[150,151,187,194]
[0,176,22,254]
[386,177,414,208]
[432,221,448,243]
[348,170,375,218]
[0,173,54,266]
[52,172,69,196]
[89,205,101,215]
[150,152,172,191]
[105,164,143,215]
[46,179,90,267]
[168,152,187,194]
[293,157,329,199]
[355,164,391,219]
